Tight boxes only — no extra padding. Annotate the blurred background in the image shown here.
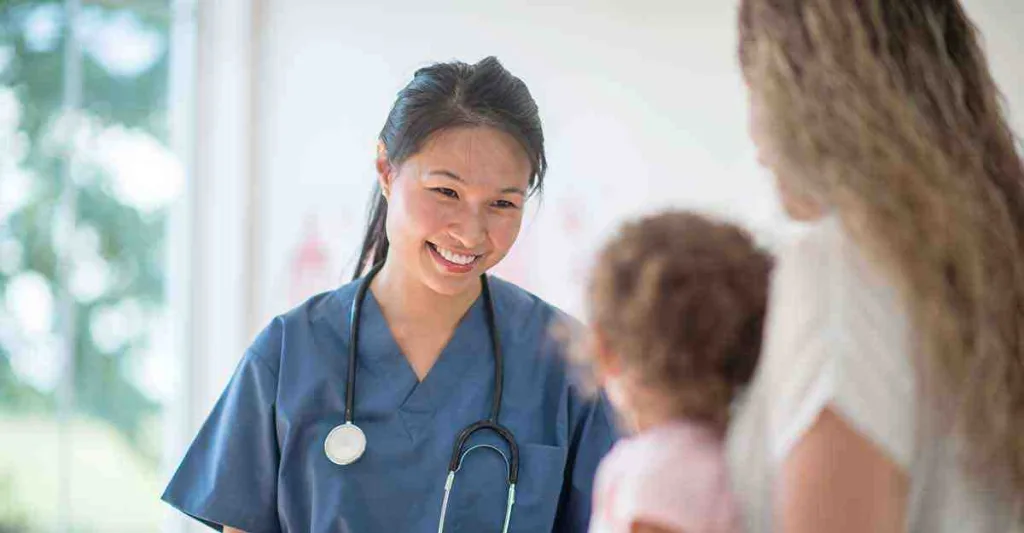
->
[0,1,1020,532]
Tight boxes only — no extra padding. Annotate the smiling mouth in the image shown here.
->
[427,242,482,270]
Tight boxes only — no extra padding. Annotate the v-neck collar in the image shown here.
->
[356,283,494,439]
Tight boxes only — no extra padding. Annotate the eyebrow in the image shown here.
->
[429,169,526,196]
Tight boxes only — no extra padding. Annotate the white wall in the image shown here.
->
[252,0,1024,328]
[254,1,782,325]
[963,1,1024,136]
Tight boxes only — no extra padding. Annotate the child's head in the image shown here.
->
[584,211,772,431]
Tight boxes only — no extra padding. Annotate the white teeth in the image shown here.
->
[435,245,477,265]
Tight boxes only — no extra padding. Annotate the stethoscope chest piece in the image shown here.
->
[325,422,366,466]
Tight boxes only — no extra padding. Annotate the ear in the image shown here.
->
[591,328,623,384]
[376,141,393,199]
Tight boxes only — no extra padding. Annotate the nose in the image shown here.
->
[448,204,487,250]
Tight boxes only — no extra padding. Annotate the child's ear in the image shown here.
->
[591,328,623,382]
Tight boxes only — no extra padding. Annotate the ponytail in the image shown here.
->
[353,183,389,280]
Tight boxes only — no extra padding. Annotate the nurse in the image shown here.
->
[162,56,617,533]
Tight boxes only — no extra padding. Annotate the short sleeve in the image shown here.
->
[162,346,282,532]
[762,218,916,469]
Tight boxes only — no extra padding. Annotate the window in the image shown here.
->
[0,1,192,531]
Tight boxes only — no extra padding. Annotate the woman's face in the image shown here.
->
[379,126,532,297]
[748,91,826,222]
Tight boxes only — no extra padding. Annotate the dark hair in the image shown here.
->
[585,211,773,429]
[352,56,548,279]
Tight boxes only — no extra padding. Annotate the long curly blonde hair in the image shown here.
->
[739,0,1024,499]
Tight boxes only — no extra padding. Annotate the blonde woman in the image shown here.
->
[728,1,1024,532]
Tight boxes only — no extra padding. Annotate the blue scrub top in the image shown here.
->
[162,275,617,533]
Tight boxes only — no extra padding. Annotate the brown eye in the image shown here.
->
[432,187,459,199]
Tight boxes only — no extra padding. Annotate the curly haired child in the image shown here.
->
[580,211,772,533]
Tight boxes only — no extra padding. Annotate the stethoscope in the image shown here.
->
[323,262,520,533]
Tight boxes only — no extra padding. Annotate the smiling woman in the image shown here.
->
[373,125,532,381]
[162,57,616,533]
[376,126,532,296]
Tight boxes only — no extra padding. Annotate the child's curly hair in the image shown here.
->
[587,211,773,429]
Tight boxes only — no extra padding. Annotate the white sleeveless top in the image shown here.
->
[726,216,1023,533]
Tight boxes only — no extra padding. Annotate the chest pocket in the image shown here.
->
[445,443,567,533]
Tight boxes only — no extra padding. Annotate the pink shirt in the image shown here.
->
[589,421,742,533]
